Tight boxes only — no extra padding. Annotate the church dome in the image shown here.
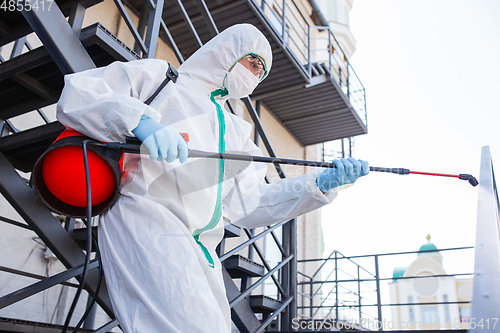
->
[418,234,441,259]
[418,242,438,253]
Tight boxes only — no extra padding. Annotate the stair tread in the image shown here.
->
[0,0,104,47]
[224,220,241,238]
[223,254,265,278]
[0,22,138,121]
[71,226,98,252]
[0,122,65,172]
[249,295,283,313]
[0,22,141,172]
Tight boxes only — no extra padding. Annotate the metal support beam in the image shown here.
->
[13,72,57,100]
[175,0,203,47]
[134,4,149,55]
[256,297,293,333]
[10,37,26,59]
[0,19,11,37]
[243,228,286,297]
[143,0,164,58]
[112,0,148,56]
[93,319,119,333]
[0,215,30,230]
[223,267,261,333]
[160,19,184,64]
[21,1,96,74]
[242,97,286,178]
[281,218,297,331]
[335,251,338,322]
[0,152,114,317]
[193,0,219,37]
[0,121,10,137]
[83,296,98,329]
[0,261,99,309]
[470,146,500,333]
[253,101,260,145]
[0,265,78,288]
[230,255,292,308]
[374,255,382,330]
[68,1,86,35]
[37,109,51,124]
[357,265,361,321]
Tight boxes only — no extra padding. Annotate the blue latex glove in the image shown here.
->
[317,157,370,192]
[132,115,188,163]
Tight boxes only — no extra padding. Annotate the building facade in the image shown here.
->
[389,236,472,330]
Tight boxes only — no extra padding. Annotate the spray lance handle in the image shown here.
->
[112,135,336,167]
[116,133,190,154]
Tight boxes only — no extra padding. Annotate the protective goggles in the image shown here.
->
[244,53,267,79]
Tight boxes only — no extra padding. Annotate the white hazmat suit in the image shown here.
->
[57,24,337,332]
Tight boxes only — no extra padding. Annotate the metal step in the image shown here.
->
[0,0,103,47]
[71,226,98,252]
[222,267,262,333]
[224,220,241,238]
[223,254,265,278]
[0,22,139,122]
[249,295,283,313]
[312,62,325,76]
[0,22,141,173]
[0,45,63,120]
[0,121,65,172]
[80,22,140,66]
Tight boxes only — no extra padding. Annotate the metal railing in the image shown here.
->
[0,35,50,134]
[312,25,367,126]
[255,0,367,127]
[297,246,474,331]
[322,138,354,160]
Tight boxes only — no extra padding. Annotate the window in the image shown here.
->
[421,306,439,324]
[443,295,450,324]
[408,296,415,322]
[459,306,471,323]
[324,0,337,22]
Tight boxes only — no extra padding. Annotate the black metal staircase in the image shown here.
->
[0,0,368,332]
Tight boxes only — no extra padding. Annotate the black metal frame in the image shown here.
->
[0,0,300,331]
[297,247,474,331]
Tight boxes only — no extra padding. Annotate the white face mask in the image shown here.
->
[224,62,260,99]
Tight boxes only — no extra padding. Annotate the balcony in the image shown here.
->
[126,0,368,146]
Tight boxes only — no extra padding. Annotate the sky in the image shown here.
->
[319,0,500,316]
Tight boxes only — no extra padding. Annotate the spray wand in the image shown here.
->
[109,141,479,187]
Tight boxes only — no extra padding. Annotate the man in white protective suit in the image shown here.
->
[57,24,369,332]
